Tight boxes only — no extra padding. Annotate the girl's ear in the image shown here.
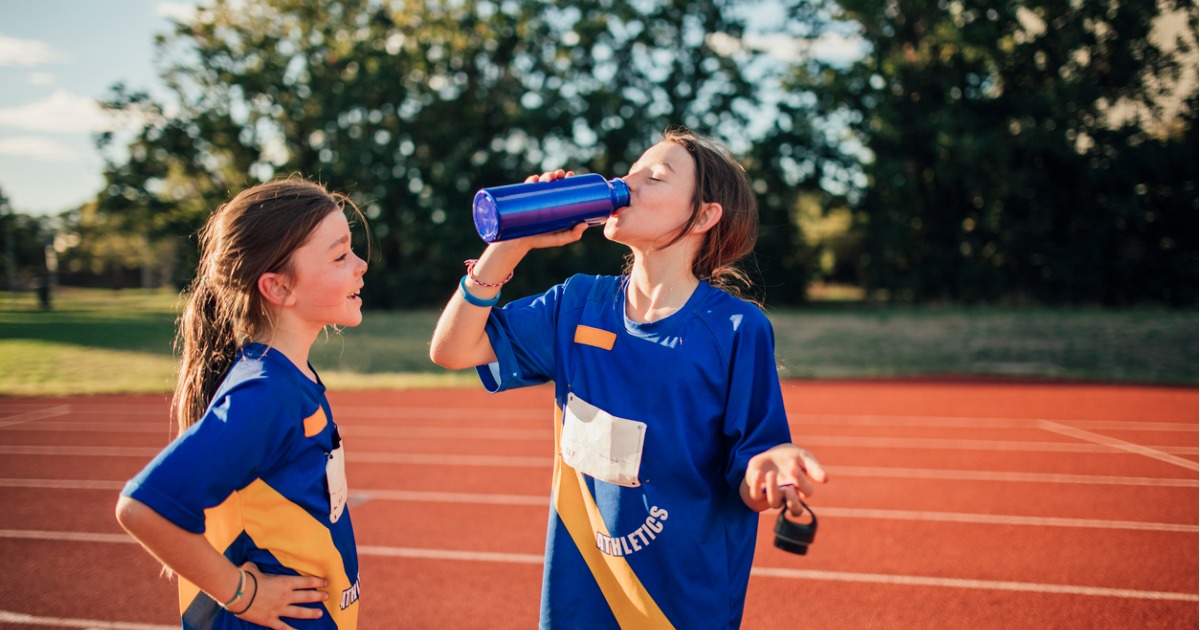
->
[691,202,724,234]
[258,272,294,306]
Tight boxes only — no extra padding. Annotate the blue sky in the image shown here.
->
[0,1,868,218]
[0,1,196,216]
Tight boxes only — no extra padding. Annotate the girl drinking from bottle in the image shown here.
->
[116,179,368,629]
[430,127,827,629]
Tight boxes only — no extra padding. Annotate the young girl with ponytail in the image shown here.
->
[430,127,828,629]
[116,179,368,629]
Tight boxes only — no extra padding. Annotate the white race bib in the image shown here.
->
[326,430,348,523]
[561,393,646,488]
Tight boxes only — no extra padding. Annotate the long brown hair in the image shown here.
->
[649,127,759,299]
[172,179,366,435]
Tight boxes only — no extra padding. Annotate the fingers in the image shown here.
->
[778,484,806,516]
[283,575,328,592]
[798,448,829,485]
[236,562,329,625]
[282,604,326,619]
[528,169,574,183]
[760,470,781,508]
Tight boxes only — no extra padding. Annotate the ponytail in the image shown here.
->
[171,281,240,434]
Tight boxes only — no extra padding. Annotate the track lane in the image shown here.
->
[0,381,1195,629]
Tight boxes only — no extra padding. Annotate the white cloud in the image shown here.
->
[0,136,79,162]
[29,72,56,86]
[155,2,197,22]
[0,88,145,133]
[0,34,68,67]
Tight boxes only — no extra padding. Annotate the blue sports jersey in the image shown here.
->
[122,344,360,630]
[479,275,792,629]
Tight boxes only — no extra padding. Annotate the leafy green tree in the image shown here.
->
[782,0,1197,304]
[94,0,823,306]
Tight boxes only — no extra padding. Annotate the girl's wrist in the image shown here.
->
[463,259,513,289]
[485,240,533,263]
[217,568,246,608]
[225,570,258,615]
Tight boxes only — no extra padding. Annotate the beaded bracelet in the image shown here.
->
[459,275,501,308]
[464,259,513,287]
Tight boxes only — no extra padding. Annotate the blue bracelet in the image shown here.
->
[459,274,500,307]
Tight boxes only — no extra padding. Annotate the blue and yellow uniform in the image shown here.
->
[122,344,360,629]
[479,275,792,629]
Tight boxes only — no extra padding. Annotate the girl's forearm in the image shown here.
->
[429,243,529,369]
[115,496,244,605]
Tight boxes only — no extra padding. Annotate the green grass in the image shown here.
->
[767,305,1197,384]
[1,287,1195,396]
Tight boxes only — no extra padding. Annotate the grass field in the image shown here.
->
[0,286,1195,396]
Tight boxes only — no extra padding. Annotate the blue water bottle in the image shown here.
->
[472,173,631,243]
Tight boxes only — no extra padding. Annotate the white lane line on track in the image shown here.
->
[0,529,133,544]
[352,492,1197,532]
[0,530,1193,603]
[352,491,1197,532]
[11,441,1190,465]
[0,445,162,457]
[812,507,1198,533]
[358,544,544,564]
[353,488,547,506]
[827,465,1198,487]
[3,429,1196,456]
[787,414,1200,433]
[0,422,549,441]
[350,451,550,467]
[4,481,1193,533]
[1038,420,1200,472]
[4,403,1194,433]
[800,436,1197,454]
[0,478,125,490]
[0,610,174,629]
[747,568,1200,602]
[0,446,1195,488]
[0,405,71,428]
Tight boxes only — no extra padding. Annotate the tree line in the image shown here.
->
[6,0,1196,307]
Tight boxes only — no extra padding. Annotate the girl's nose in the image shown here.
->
[623,172,641,193]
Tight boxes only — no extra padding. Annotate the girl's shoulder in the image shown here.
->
[215,345,322,407]
[559,273,623,305]
[694,283,774,335]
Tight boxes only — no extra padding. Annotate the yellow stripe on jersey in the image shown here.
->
[303,407,328,437]
[573,325,617,350]
[178,493,245,614]
[550,405,674,629]
[240,479,358,629]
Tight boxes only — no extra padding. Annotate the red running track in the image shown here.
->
[0,380,1196,629]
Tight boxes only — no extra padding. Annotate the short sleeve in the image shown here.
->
[721,309,794,490]
[120,381,290,533]
[476,282,567,393]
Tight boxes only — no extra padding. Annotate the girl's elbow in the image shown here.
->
[114,495,145,532]
[429,341,474,371]
[428,344,454,369]
[430,351,472,371]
